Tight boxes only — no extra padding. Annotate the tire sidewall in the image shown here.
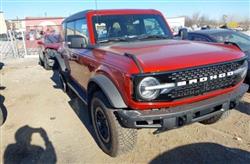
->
[0,108,3,126]
[44,54,50,70]
[39,55,44,66]
[90,94,118,156]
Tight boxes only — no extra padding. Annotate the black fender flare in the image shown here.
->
[55,52,67,72]
[89,75,127,109]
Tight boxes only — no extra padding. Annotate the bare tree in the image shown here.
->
[185,13,218,28]
[240,18,250,30]
[184,12,248,30]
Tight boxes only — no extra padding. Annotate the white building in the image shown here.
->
[0,11,7,34]
[166,16,185,35]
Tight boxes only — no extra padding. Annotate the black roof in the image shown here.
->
[62,10,92,23]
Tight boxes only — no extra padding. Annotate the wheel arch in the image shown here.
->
[87,75,128,109]
[54,52,67,72]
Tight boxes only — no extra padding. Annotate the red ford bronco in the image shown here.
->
[38,33,62,70]
[56,9,248,157]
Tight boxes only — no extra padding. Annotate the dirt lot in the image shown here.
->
[0,58,250,164]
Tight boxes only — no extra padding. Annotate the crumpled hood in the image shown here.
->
[99,40,246,73]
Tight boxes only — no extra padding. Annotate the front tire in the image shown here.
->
[44,55,52,70]
[39,56,44,66]
[91,91,137,157]
[200,110,231,124]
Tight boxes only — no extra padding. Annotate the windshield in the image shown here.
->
[210,31,250,51]
[44,34,62,44]
[92,14,172,43]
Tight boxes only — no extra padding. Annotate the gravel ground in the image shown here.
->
[0,58,250,164]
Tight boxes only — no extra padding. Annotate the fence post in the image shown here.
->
[21,31,28,57]
[8,30,17,57]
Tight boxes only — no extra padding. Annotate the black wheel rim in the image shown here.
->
[95,107,110,143]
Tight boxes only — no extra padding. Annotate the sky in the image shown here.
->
[1,0,249,21]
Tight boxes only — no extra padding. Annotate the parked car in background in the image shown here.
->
[38,33,62,70]
[183,29,250,85]
[0,33,9,41]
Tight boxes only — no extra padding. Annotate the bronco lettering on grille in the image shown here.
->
[176,71,234,87]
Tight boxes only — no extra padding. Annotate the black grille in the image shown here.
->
[133,59,245,102]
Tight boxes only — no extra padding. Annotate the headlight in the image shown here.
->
[233,60,248,79]
[137,77,160,100]
[238,60,248,79]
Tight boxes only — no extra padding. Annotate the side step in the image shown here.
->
[67,80,88,104]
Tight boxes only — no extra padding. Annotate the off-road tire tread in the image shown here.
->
[39,56,44,66]
[91,91,137,157]
[44,55,52,70]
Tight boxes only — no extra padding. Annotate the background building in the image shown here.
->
[25,16,64,33]
[166,16,185,35]
[8,16,64,33]
[0,11,7,34]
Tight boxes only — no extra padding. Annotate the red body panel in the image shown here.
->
[44,43,61,50]
[99,40,245,73]
[62,9,246,110]
[38,41,61,51]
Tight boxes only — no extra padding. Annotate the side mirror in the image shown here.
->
[178,28,188,40]
[68,35,87,49]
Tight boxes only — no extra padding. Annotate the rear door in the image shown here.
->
[65,19,93,89]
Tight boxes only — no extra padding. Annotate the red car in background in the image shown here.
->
[38,32,62,70]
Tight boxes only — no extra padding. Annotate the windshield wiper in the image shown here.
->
[97,35,171,43]
[137,34,171,40]
[98,37,130,43]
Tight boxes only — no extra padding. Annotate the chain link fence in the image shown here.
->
[1,24,62,60]
[0,31,29,60]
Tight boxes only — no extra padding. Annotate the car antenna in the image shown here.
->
[94,0,99,23]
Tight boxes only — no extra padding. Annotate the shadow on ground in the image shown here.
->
[150,142,250,164]
[50,70,97,143]
[236,101,250,115]
[0,95,7,125]
[67,95,97,140]
[0,62,4,69]
[0,62,7,125]
[3,125,57,164]
[50,70,62,89]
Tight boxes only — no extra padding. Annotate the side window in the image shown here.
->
[127,19,141,35]
[66,21,74,41]
[95,23,108,40]
[75,19,89,41]
[144,18,164,35]
[44,34,61,43]
[109,22,122,37]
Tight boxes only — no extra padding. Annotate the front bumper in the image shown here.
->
[116,84,248,132]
